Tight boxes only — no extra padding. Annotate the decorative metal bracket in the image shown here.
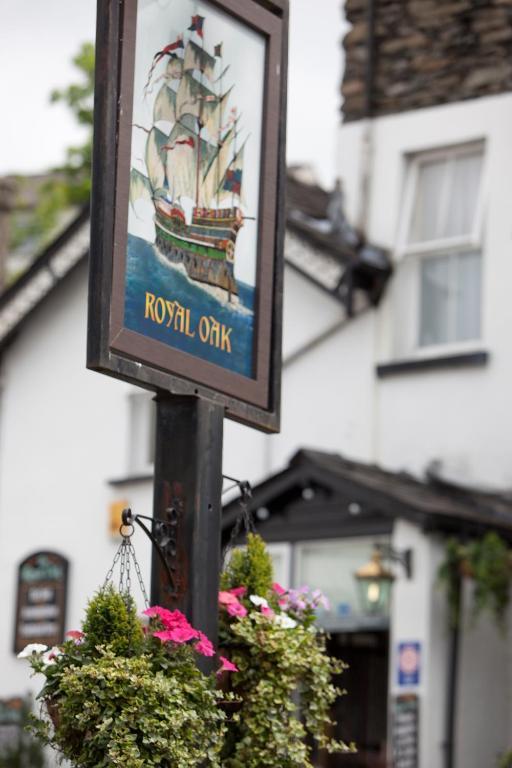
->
[375,543,413,579]
[121,508,177,593]
[121,474,252,595]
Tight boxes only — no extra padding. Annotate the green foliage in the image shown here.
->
[32,650,225,768]
[24,587,227,768]
[221,533,273,598]
[438,533,512,629]
[81,585,144,657]
[222,613,352,768]
[498,751,512,768]
[9,42,94,254]
[0,698,45,768]
[468,532,511,627]
[438,538,464,629]
[220,535,354,767]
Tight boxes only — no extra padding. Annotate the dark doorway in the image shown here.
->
[314,631,389,768]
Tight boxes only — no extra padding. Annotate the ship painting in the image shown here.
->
[129,13,250,303]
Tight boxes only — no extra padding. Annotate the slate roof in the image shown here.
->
[0,170,391,352]
[222,448,512,543]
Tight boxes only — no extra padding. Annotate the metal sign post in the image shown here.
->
[88,0,288,649]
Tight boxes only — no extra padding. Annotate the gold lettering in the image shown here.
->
[165,300,175,328]
[174,303,185,333]
[145,292,156,321]
[221,325,232,354]
[185,308,196,337]
[154,297,166,325]
[199,316,210,343]
[209,316,221,348]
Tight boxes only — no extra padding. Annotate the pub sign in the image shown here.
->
[88,0,288,432]
[13,552,68,654]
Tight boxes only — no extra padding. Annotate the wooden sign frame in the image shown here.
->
[88,0,288,432]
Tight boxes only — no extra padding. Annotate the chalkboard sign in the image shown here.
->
[0,698,23,752]
[392,694,419,768]
[13,552,68,654]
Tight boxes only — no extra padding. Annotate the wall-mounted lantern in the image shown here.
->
[354,545,413,616]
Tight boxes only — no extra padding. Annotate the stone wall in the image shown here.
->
[342,0,512,121]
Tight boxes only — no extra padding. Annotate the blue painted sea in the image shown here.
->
[124,234,256,378]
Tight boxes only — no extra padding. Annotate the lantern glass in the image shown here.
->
[354,550,394,616]
[356,576,393,616]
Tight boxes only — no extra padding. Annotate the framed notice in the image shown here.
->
[13,552,68,654]
[392,694,419,768]
[88,0,288,432]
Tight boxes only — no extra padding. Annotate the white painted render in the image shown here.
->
[0,90,510,768]
[338,91,512,489]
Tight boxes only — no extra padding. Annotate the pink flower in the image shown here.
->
[261,605,275,619]
[272,582,287,596]
[153,625,198,644]
[218,591,239,606]
[217,655,239,674]
[143,606,176,626]
[229,586,247,598]
[227,601,248,618]
[66,630,84,642]
[195,632,215,657]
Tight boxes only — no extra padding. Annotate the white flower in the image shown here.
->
[249,595,269,609]
[17,643,48,659]
[42,647,62,666]
[274,613,297,629]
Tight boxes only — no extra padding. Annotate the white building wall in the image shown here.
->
[338,92,512,489]
[0,263,153,698]
[455,583,512,768]
[389,520,449,768]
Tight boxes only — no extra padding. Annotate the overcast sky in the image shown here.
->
[0,0,345,189]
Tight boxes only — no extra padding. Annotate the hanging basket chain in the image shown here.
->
[103,522,150,608]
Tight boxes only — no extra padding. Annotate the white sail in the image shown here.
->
[164,121,216,202]
[165,56,184,81]
[145,127,168,191]
[153,84,177,126]
[199,128,234,208]
[176,72,218,127]
[202,86,233,141]
[130,169,152,205]
[183,41,216,82]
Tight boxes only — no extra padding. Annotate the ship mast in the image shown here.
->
[195,22,205,210]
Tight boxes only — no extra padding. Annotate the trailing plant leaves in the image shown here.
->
[220,536,354,767]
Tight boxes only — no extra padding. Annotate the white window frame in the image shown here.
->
[395,141,486,357]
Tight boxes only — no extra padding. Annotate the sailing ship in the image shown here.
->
[130,16,248,300]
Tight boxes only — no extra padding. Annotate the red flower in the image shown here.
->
[272,582,287,596]
[66,630,84,641]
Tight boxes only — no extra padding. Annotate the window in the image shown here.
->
[127,391,156,474]
[396,144,484,354]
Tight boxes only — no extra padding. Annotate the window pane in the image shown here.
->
[419,255,453,346]
[409,159,446,243]
[455,251,481,341]
[443,153,482,239]
[294,538,389,618]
